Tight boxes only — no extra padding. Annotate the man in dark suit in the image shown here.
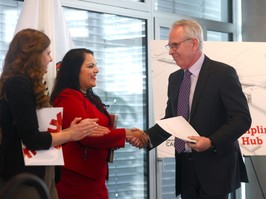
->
[145,19,251,199]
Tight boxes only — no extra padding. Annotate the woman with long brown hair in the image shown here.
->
[0,29,109,199]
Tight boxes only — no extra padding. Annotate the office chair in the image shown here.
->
[0,173,50,199]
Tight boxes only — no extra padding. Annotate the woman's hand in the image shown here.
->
[51,117,110,146]
[125,128,148,148]
[79,118,110,137]
[69,118,110,140]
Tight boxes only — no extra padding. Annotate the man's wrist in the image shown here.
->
[145,132,153,149]
[209,139,217,152]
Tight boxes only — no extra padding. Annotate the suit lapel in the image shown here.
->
[171,71,183,117]
[190,56,212,117]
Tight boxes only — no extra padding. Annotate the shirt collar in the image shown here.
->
[187,53,205,77]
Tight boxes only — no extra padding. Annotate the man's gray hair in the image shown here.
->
[171,19,203,51]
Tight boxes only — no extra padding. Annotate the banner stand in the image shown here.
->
[244,156,266,199]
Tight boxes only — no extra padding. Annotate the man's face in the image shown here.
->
[168,27,198,70]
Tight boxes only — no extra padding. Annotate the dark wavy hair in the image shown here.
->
[0,28,51,108]
[50,48,109,120]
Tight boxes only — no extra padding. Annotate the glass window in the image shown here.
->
[0,1,21,71]
[207,30,232,41]
[155,0,231,23]
[160,158,178,199]
[160,27,170,40]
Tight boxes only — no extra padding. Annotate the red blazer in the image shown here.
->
[53,88,126,180]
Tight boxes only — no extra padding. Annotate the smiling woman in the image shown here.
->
[79,53,99,91]
[50,48,147,199]
[60,8,149,198]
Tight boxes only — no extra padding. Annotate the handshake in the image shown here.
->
[125,128,149,148]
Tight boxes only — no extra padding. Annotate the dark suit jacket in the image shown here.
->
[146,55,251,195]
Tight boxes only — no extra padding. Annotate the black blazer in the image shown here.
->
[0,75,52,181]
[146,55,251,195]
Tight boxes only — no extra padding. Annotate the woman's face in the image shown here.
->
[79,53,99,91]
[41,46,52,73]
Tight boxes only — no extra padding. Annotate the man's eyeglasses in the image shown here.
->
[165,38,192,51]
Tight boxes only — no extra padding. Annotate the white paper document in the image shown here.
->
[22,107,64,166]
[156,116,199,143]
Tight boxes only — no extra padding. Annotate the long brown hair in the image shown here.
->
[0,29,51,108]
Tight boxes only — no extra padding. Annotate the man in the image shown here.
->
[145,19,251,199]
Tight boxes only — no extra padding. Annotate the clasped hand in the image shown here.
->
[125,128,148,148]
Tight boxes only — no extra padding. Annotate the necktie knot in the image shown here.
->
[184,70,192,78]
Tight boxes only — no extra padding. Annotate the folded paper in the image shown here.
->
[156,116,199,158]
[156,116,199,143]
[22,107,64,166]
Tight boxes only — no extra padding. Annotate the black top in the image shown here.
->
[0,75,52,181]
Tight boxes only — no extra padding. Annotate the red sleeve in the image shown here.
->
[53,88,126,149]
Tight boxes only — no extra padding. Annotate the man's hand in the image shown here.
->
[126,128,148,148]
[187,136,212,152]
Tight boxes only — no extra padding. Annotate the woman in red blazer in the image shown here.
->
[50,48,144,199]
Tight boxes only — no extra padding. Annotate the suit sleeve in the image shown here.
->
[146,124,171,150]
[145,73,178,150]
[209,66,251,151]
